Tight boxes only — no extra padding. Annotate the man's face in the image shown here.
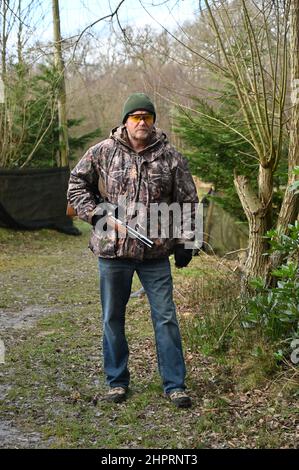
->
[125,110,154,144]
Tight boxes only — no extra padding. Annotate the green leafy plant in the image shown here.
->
[243,221,299,343]
[289,166,299,194]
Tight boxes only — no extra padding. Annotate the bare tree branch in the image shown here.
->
[72,0,126,56]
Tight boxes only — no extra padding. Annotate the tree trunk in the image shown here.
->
[235,1,299,289]
[0,0,8,167]
[1,0,7,80]
[258,164,273,232]
[17,0,23,65]
[269,0,299,273]
[52,0,69,167]
[234,174,270,289]
[278,0,299,229]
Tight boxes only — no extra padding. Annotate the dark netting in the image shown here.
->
[0,166,80,235]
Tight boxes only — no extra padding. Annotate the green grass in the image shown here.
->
[0,221,298,448]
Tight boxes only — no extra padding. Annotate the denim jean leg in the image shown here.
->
[98,258,134,388]
[136,259,186,394]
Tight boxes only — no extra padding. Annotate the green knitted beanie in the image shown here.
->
[122,93,156,123]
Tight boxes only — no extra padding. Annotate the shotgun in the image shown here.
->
[66,203,153,248]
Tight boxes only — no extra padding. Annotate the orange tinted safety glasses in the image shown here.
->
[127,114,154,125]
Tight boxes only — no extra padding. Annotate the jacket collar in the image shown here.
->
[110,126,168,162]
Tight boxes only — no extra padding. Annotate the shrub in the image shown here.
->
[243,222,299,343]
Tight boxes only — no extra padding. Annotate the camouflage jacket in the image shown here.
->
[67,126,199,260]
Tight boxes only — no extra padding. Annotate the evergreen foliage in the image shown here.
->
[173,87,288,221]
[1,64,101,168]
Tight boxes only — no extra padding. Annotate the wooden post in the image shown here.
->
[52,0,69,167]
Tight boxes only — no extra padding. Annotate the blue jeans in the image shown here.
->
[98,257,186,394]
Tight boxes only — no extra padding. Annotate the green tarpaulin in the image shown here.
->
[0,166,80,235]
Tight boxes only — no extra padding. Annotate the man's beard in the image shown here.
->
[133,129,150,141]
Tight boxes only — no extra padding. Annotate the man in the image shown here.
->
[67,93,199,408]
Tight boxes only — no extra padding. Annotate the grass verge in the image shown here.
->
[0,222,298,448]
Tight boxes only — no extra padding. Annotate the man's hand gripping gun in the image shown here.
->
[67,203,153,249]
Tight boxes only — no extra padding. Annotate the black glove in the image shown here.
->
[174,244,193,268]
[92,214,104,226]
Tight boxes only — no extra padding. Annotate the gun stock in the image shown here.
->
[66,203,77,217]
